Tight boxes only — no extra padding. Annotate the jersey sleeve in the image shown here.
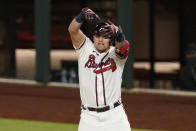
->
[110,46,128,66]
[73,36,94,57]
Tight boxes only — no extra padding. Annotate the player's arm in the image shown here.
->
[68,19,85,48]
[114,26,130,59]
[68,7,100,49]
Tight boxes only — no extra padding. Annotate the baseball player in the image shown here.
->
[68,7,131,131]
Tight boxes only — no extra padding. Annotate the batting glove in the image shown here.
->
[101,20,118,39]
[116,25,125,42]
[75,7,100,23]
[101,20,125,42]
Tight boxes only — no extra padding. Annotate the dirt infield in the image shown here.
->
[0,83,196,131]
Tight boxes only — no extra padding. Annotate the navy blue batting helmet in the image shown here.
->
[93,22,115,46]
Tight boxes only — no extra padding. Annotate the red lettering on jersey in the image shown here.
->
[85,55,97,68]
[85,54,117,74]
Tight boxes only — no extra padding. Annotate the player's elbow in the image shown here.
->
[115,40,130,59]
[68,25,75,34]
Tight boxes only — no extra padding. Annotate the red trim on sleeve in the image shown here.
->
[120,40,130,53]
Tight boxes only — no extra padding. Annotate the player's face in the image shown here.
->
[93,35,110,53]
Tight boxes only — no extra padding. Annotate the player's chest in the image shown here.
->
[84,51,117,74]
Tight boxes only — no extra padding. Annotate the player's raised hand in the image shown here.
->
[101,20,119,39]
[83,7,100,21]
[116,25,125,42]
[75,7,100,23]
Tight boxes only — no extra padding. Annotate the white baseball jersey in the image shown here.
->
[74,37,127,107]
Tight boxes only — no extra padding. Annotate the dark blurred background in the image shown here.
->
[0,0,196,91]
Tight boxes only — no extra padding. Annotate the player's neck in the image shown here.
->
[96,47,110,54]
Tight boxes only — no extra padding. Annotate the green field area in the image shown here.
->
[0,118,160,131]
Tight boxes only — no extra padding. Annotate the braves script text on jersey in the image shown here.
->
[75,37,131,131]
[76,37,126,107]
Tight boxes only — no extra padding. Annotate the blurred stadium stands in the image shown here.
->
[0,0,196,90]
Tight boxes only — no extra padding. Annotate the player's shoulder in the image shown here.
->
[85,37,92,43]
[75,36,93,51]
[84,37,94,49]
[109,46,127,64]
[108,46,117,59]
[109,46,116,55]
[110,46,115,51]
